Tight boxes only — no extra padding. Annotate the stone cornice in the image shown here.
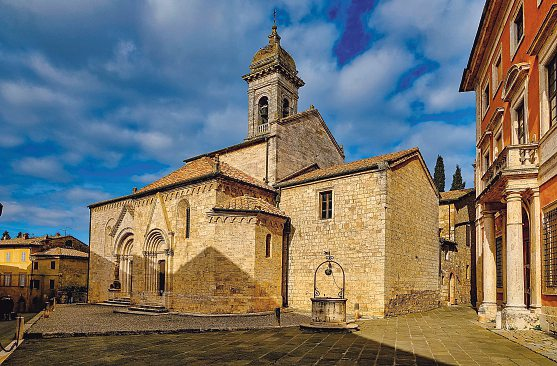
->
[242,64,304,88]
[528,4,557,55]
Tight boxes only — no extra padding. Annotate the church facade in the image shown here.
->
[88,25,440,317]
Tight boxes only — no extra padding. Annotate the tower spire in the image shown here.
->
[269,9,280,45]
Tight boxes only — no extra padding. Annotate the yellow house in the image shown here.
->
[0,233,88,311]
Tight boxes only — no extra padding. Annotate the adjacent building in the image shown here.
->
[460,0,557,330]
[438,189,476,307]
[88,24,441,317]
[0,233,89,311]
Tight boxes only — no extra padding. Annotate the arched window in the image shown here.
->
[282,98,290,118]
[258,97,268,125]
[265,234,271,258]
[186,206,191,239]
[176,200,191,239]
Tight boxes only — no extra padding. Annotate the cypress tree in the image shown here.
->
[450,165,466,190]
[433,155,445,192]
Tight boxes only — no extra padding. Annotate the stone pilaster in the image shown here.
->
[478,210,497,322]
[529,188,542,312]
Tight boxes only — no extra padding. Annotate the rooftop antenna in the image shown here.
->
[61,227,72,236]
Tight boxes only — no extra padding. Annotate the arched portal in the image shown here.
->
[144,230,168,296]
[114,230,134,296]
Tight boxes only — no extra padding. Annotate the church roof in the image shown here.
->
[439,188,475,204]
[276,147,421,187]
[213,195,286,218]
[138,156,273,193]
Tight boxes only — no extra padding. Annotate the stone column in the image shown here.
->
[530,188,542,311]
[479,210,497,321]
[502,190,535,329]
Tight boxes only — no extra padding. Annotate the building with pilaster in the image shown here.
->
[460,0,557,330]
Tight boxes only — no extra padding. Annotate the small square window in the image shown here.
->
[320,191,333,220]
[49,279,55,290]
[5,252,10,263]
[265,234,271,258]
[33,261,38,270]
[30,280,40,289]
[50,261,56,270]
[18,274,25,287]
[21,252,26,262]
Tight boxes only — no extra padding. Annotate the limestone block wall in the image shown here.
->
[59,258,88,289]
[275,113,344,182]
[280,170,388,317]
[384,157,440,316]
[219,141,270,183]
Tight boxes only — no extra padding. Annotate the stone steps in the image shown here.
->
[127,303,169,314]
[99,297,132,307]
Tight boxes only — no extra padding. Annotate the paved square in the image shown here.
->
[5,306,557,365]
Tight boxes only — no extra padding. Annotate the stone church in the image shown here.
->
[89,24,440,317]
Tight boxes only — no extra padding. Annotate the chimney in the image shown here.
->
[132,187,138,194]
[23,233,29,239]
[55,232,61,237]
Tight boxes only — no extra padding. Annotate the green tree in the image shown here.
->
[433,155,445,192]
[450,165,466,190]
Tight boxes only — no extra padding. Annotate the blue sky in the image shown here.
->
[0,0,484,242]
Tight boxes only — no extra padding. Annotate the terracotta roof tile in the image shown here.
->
[33,247,89,258]
[214,195,286,218]
[277,147,420,187]
[0,235,47,246]
[439,188,475,203]
[139,157,273,193]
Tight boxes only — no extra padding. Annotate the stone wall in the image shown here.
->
[280,170,388,317]
[218,140,269,183]
[89,178,283,314]
[276,111,344,182]
[384,157,440,316]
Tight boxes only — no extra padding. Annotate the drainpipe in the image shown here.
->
[265,137,270,183]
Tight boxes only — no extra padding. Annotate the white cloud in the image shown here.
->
[11,156,72,182]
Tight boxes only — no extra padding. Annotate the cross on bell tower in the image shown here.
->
[242,16,305,140]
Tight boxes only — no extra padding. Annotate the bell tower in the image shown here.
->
[242,22,305,140]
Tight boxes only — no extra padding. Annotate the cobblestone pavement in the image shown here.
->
[493,328,557,362]
[28,304,309,337]
[5,306,557,365]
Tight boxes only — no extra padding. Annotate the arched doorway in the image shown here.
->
[115,231,134,297]
[144,230,167,297]
[522,208,531,308]
[449,273,456,305]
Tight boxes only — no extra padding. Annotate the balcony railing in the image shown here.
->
[481,143,539,192]
[257,123,269,134]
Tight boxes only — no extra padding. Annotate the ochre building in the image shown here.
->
[89,25,440,317]
[0,233,88,311]
[460,0,557,330]
[438,189,476,307]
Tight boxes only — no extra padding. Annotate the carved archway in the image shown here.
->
[144,229,168,295]
[113,228,134,295]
